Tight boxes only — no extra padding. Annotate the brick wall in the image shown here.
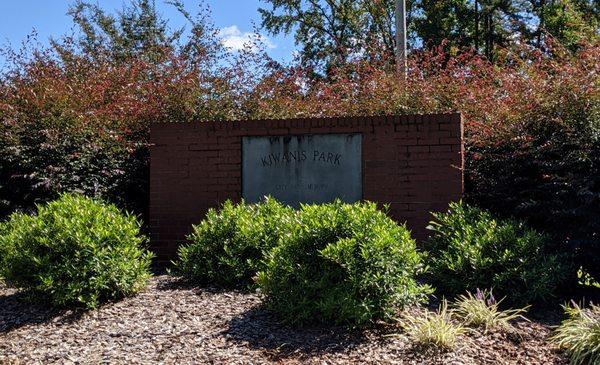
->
[150,113,464,261]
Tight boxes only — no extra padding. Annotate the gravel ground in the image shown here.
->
[0,276,568,364]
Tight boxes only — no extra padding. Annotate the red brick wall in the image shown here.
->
[150,113,464,261]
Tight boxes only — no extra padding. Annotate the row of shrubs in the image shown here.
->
[0,194,597,363]
[0,194,572,317]
[175,198,572,325]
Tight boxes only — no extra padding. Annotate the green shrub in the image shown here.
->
[174,198,294,287]
[257,201,431,326]
[552,302,600,365]
[426,201,570,305]
[468,114,600,283]
[0,193,153,308]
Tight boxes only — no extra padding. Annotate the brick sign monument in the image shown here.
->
[150,114,463,260]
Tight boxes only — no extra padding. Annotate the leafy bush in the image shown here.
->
[398,301,465,351]
[175,198,294,287]
[552,302,600,365]
[453,289,528,333]
[468,110,600,283]
[426,202,570,305]
[0,124,148,219]
[257,201,430,326]
[0,193,153,308]
[0,3,240,219]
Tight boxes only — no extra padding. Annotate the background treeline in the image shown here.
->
[260,0,599,69]
[0,0,598,281]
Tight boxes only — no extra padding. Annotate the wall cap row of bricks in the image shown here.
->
[150,113,461,132]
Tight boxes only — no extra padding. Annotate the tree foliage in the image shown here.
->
[259,0,402,71]
[541,0,600,51]
[0,0,250,217]
[61,0,223,65]
[259,0,599,68]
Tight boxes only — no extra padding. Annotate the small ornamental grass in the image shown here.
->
[552,302,600,365]
[453,289,529,333]
[398,301,465,351]
[0,193,153,309]
[257,200,431,326]
[175,198,294,287]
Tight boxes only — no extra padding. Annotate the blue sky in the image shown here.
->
[0,0,296,66]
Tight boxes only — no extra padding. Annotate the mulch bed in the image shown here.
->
[0,276,568,364]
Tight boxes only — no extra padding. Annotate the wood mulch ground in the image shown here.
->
[0,276,569,364]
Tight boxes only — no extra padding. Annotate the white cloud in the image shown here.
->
[219,25,276,52]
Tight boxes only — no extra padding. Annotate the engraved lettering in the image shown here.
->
[243,134,362,206]
[261,156,271,167]
[334,154,341,165]
[260,150,343,166]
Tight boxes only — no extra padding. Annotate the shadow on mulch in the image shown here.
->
[0,289,86,333]
[222,306,385,359]
[154,276,241,295]
[154,276,198,291]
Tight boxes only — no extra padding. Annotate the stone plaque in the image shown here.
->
[242,134,362,206]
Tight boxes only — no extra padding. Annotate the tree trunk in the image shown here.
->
[538,0,546,46]
[395,0,407,77]
[488,12,494,61]
[475,0,480,51]
[484,12,490,58]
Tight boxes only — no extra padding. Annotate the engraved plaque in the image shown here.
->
[242,134,362,206]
